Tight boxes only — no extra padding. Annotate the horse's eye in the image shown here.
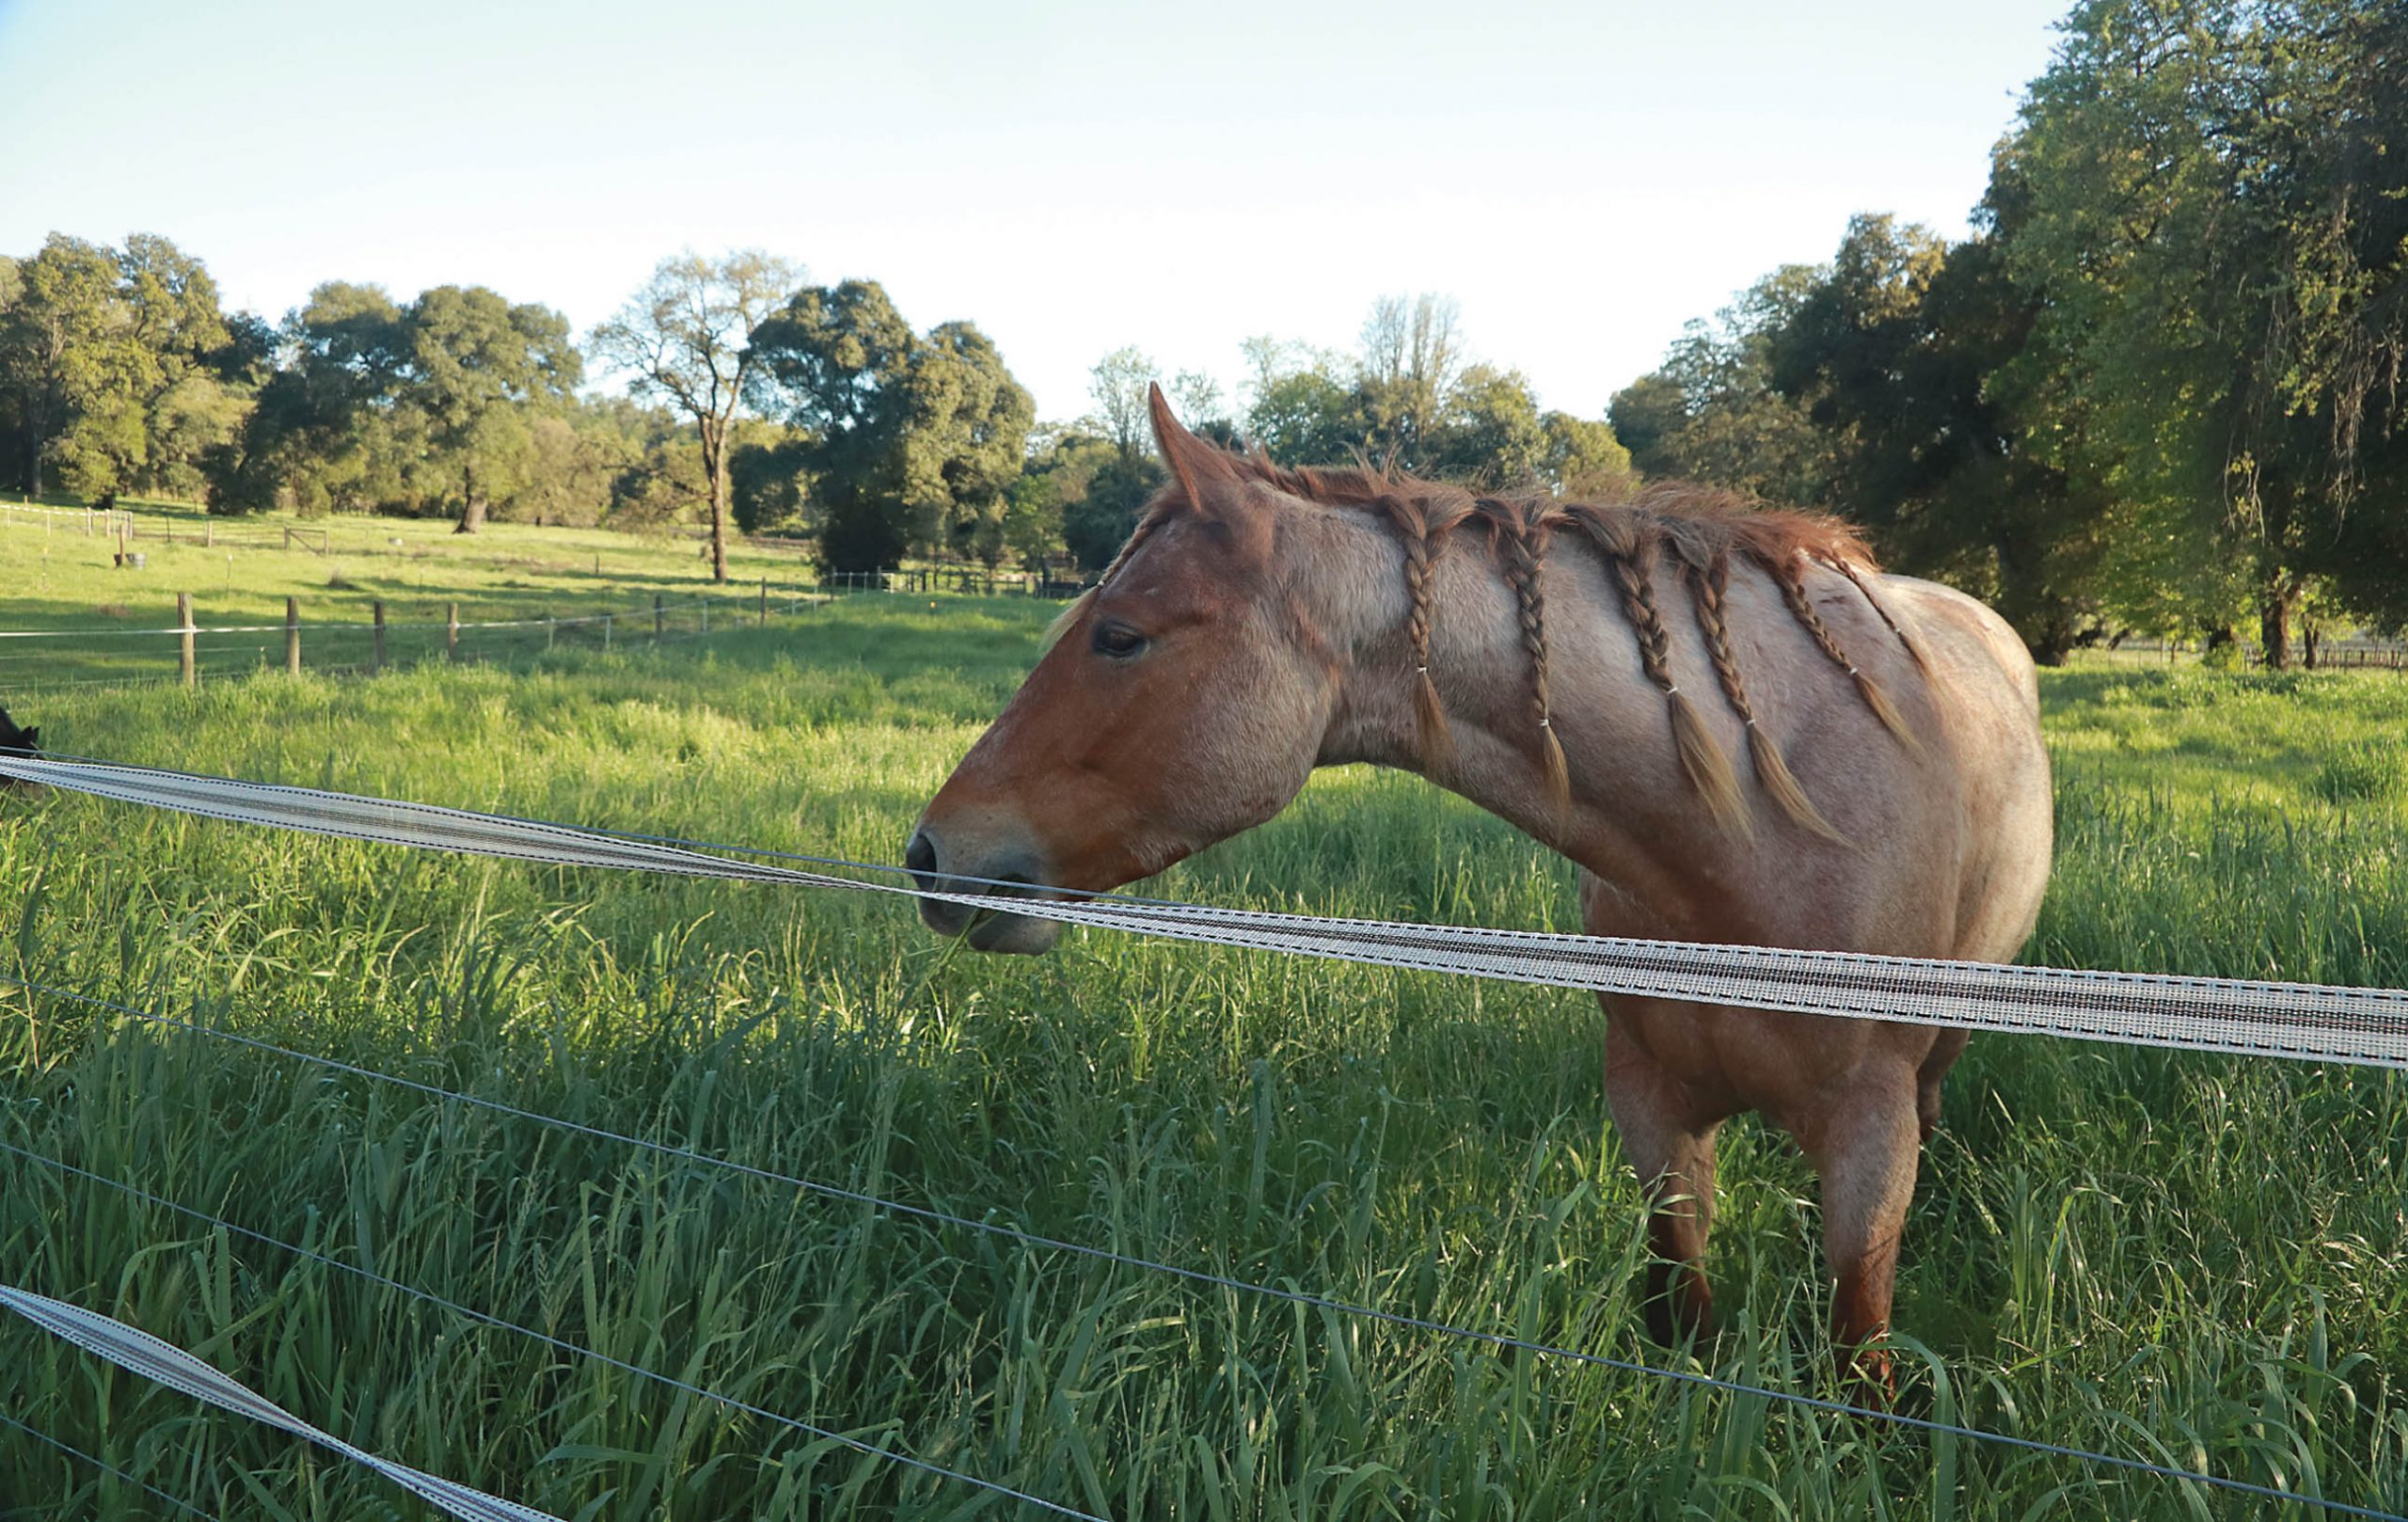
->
[1091,622,1149,660]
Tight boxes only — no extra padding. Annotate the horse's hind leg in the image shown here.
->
[1808,1078,1923,1393]
[1604,1016,1722,1346]
[1915,1030,1971,1141]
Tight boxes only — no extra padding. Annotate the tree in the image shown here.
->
[591,250,800,579]
[1768,212,2112,661]
[1244,358,1361,465]
[1609,266,1836,507]
[912,321,1037,565]
[408,284,579,533]
[204,281,410,515]
[1540,411,1636,499]
[747,278,1034,573]
[1087,345,1158,460]
[2004,0,2408,664]
[0,233,259,504]
[1357,293,1464,467]
[0,235,147,499]
[1424,363,1546,484]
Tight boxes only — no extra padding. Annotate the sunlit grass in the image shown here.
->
[0,606,2403,1518]
[0,494,826,689]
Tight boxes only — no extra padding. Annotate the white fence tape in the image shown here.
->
[4,754,2405,1070]
[0,1284,562,1522]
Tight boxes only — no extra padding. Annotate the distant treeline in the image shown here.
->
[0,241,1627,584]
[5,0,2400,662]
[1610,0,2407,666]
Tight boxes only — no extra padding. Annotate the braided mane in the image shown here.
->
[1230,458,1921,839]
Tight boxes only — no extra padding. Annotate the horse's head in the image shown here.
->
[910,388,1338,951]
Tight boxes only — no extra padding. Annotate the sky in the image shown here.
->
[0,0,2069,424]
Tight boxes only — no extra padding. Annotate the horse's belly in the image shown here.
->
[1615,992,1914,1095]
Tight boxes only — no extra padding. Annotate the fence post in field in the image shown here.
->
[447,602,460,661]
[372,601,387,672]
[204,520,213,548]
[283,526,293,551]
[284,597,300,675]
[177,592,196,690]
[654,594,664,641]
[547,612,556,652]
[759,577,768,626]
[701,600,709,636]
[603,613,611,652]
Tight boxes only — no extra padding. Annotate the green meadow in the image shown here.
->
[0,584,2404,1518]
[0,499,816,689]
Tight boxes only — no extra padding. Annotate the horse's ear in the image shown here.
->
[1149,382,1238,518]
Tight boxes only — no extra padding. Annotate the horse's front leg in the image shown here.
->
[1803,1070,1924,1396]
[1603,1010,1725,1347]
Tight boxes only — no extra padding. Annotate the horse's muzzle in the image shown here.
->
[904,827,1062,954]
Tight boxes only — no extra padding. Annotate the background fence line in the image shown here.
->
[0,586,842,693]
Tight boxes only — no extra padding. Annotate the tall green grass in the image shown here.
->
[0,610,2403,1519]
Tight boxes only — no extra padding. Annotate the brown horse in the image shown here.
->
[911,388,2052,1381]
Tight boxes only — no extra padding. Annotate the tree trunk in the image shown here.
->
[2258,579,2297,671]
[454,462,487,534]
[704,419,730,583]
[2303,620,2321,670]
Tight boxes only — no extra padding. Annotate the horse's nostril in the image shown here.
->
[905,829,939,891]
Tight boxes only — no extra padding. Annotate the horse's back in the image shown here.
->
[1879,575,2052,964]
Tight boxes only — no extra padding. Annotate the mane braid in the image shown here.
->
[1824,555,1930,674]
[1768,553,1919,751]
[1560,503,1750,838]
[1687,551,1845,842]
[1372,494,1458,777]
[1206,448,1925,826]
[1485,498,1572,826]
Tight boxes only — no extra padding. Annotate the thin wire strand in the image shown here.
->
[0,1138,1104,1522]
[0,1408,218,1518]
[6,975,2397,1520]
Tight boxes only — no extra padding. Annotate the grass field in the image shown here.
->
[0,497,825,690]
[0,595,2404,1519]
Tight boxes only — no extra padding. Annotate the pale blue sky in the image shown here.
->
[0,0,2067,422]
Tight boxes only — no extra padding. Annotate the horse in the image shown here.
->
[910,388,2052,1384]
[0,707,38,760]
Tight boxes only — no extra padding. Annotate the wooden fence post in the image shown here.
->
[284,597,300,675]
[178,592,196,690]
[447,602,459,661]
[284,526,293,551]
[759,577,768,626]
[547,612,556,652]
[372,600,387,672]
[204,520,214,547]
[701,601,709,636]
[654,594,664,641]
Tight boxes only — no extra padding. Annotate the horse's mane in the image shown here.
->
[1090,451,1925,843]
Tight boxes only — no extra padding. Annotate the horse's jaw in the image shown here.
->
[964,909,1064,955]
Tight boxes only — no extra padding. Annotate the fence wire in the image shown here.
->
[0,1134,1104,1521]
[3,974,2399,1521]
[0,1409,216,1519]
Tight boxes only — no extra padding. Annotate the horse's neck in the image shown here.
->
[1299,511,1735,930]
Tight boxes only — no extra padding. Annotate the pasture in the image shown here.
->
[0,595,2404,1519]
[0,498,816,689]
